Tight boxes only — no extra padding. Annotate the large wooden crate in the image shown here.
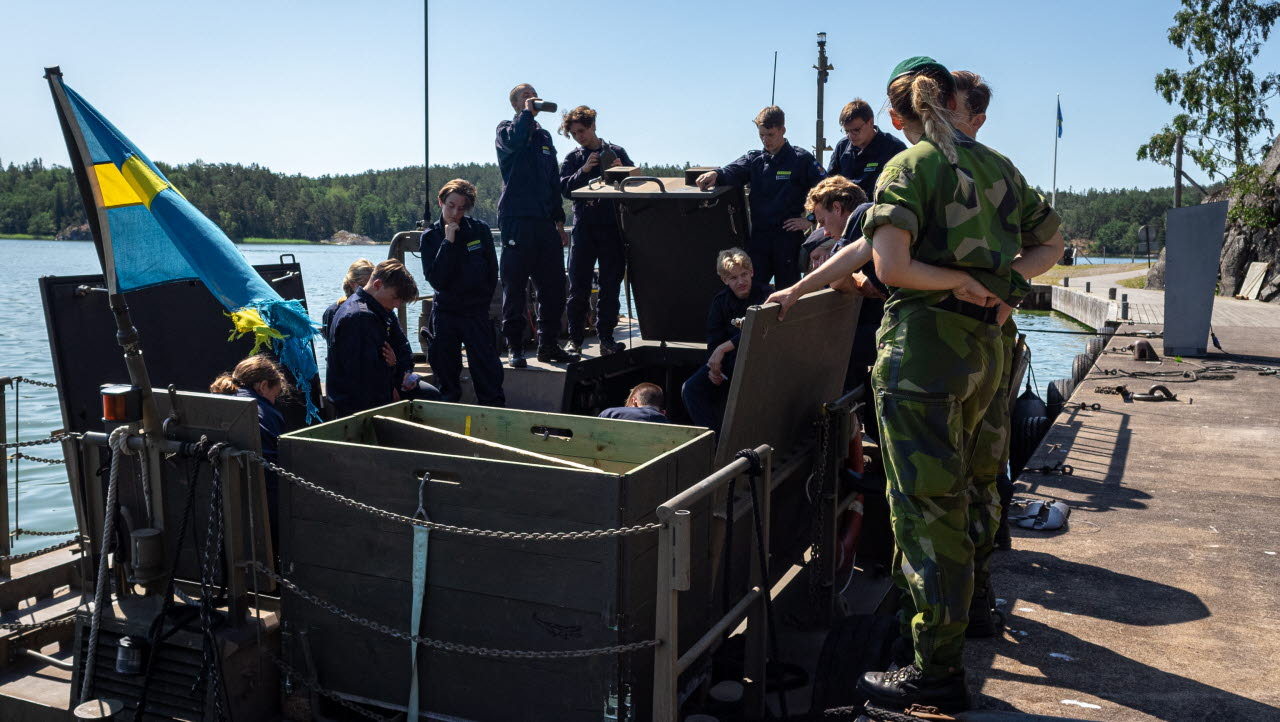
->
[278,401,716,720]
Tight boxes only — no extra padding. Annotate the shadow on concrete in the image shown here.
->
[1017,408,1153,513]
[996,550,1208,627]
[968,612,1278,720]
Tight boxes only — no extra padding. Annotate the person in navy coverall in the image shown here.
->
[827,99,908,198]
[210,354,289,542]
[421,179,506,406]
[327,260,436,417]
[559,105,634,356]
[598,382,669,424]
[681,249,772,434]
[495,83,575,368]
[695,106,825,288]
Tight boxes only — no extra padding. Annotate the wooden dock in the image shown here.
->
[970,310,1280,718]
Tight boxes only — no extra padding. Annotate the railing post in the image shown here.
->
[743,449,771,719]
[653,509,679,722]
[1121,294,1130,321]
[0,377,10,577]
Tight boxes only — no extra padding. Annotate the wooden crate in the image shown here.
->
[278,401,716,720]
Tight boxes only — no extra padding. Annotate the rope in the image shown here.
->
[80,425,131,704]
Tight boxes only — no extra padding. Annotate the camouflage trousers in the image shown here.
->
[873,304,1004,676]
[969,318,1018,597]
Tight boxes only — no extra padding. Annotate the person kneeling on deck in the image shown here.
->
[327,260,440,417]
[211,354,288,541]
[598,382,668,423]
[681,249,772,434]
[421,179,506,407]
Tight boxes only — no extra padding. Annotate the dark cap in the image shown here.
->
[887,56,956,92]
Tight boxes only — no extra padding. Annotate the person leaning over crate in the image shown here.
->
[680,249,772,434]
[420,179,506,407]
[695,106,826,288]
[598,382,668,424]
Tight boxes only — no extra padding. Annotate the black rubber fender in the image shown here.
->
[1046,378,1073,419]
[1072,353,1093,384]
[1011,415,1051,478]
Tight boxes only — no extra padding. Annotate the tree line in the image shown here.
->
[0,156,1209,253]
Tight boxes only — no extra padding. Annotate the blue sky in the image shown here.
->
[3,0,1276,193]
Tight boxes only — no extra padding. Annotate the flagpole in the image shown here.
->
[45,67,166,525]
[1052,93,1060,209]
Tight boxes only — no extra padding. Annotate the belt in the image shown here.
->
[933,295,1000,324]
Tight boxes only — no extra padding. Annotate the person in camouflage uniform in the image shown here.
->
[854,57,1063,712]
[951,69,1017,636]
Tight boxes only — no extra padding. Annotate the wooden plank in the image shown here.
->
[370,415,597,471]
[284,567,619,721]
[1240,261,1269,299]
[716,289,861,467]
[405,400,705,466]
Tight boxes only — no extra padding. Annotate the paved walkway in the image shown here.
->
[971,324,1280,719]
[1057,268,1280,328]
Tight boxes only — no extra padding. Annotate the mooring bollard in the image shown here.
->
[1108,287,1117,300]
[1121,293,1130,320]
[1085,281,1092,293]
[1063,277,1070,287]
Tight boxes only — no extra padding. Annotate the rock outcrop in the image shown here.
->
[55,222,92,241]
[322,230,377,245]
[1146,133,1280,301]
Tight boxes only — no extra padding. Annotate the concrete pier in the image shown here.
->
[969,281,1280,719]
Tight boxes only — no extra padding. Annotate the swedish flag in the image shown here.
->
[1057,98,1063,139]
[46,69,322,421]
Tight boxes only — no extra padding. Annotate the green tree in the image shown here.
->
[1138,0,1280,180]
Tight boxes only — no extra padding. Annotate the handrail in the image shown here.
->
[653,443,772,721]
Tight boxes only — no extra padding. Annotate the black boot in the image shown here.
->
[858,664,970,713]
[566,338,584,356]
[508,340,527,369]
[995,472,1014,550]
[598,337,625,355]
[966,582,1003,638]
[537,344,578,363]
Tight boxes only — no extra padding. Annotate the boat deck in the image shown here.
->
[971,323,1280,719]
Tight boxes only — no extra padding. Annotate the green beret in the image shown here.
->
[887,56,956,92]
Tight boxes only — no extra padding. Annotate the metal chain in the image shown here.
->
[13,527,80,537]
[1093,385,1127,395]
[11,376,58,389]
[0,616,76,632]
[1,434,69,450]
[7,451,64,465]
[0,536,81,562]
[248,561,660,659]
[267,652,391,722]
[252,453,662,541]
[807,412,833,615]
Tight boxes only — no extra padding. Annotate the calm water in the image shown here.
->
[0,238,1093,554]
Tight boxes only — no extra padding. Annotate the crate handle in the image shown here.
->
[530,425,573,441]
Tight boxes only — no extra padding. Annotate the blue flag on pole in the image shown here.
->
[49,74,323,422]
[1057,98,1064,138]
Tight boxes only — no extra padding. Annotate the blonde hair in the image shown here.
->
[806,175,868,215]
[210,355,289,396]
[339,259,374,303]
[716,248,753,277]
[888,71,960,167]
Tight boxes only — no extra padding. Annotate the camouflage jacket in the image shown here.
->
[862,131,1060,317]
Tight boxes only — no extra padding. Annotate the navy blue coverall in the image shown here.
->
[714,142,825,288]
[680,280,773,433]
[421,216,506,406]
[495,110,567,353]
[598,405,669,423]
[560,140,633,345]
[326,286,415,417]
[827,127,907,198]
[236,386,284,541]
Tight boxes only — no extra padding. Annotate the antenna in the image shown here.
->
[771,51,778,105]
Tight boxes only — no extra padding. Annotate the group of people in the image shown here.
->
[210,55,1064,712]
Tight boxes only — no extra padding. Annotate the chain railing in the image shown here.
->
[0,536,81,563]
[246,561,660,660]
[252,452,662,541]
